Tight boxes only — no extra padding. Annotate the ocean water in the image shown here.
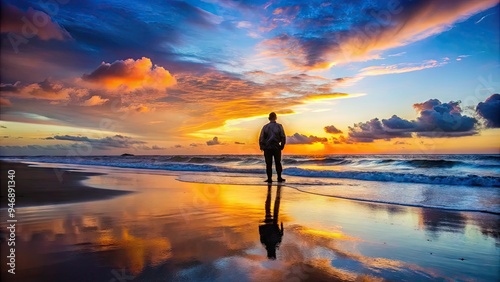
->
[3,154,500,214]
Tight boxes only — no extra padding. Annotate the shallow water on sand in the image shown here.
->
[1,164,499,281]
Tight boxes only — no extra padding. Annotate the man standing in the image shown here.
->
[259,112,286,182]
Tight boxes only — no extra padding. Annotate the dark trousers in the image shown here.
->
[264,149,282,179]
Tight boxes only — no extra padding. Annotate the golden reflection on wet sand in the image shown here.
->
[1,166,498,281]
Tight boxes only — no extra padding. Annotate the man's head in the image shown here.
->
[268,112,277,121]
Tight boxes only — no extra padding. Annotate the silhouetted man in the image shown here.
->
[259,112,286,183]
[259,184,284,260]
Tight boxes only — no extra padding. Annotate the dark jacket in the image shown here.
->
[259,121,286,150]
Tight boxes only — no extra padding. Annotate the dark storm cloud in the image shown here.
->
[476,94,500,128]
[287,133,327,144]
[346,99,479,143]
[324,125,343,134]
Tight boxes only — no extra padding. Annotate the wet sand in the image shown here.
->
[0,161,132,207]
[0,162,498,281]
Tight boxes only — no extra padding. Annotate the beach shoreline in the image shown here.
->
[0,161,498,281]
[0,161,133,208]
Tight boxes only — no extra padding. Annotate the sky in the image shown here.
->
[0,0,499,156]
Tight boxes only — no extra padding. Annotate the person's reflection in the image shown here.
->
[259,183,284,260]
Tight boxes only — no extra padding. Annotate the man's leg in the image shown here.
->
[264,150,273,181]
[273,149,284,181]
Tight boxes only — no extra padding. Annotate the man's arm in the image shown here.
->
[279,124,286,150]
[259,125,266,150]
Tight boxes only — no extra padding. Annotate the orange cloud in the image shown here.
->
[135,105,150,113]
[0,97,12,107]
[82,95,109,106]
[82,57,177,91]
[1,79,89,102]
[167,70,355,133]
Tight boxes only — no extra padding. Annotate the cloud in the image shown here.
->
[455,54,471,61]
[2,55,354,136]
[476,94,500,128]
[382,115,417,130]
[52,135,89,142]
[47,134,146,149]
[287,133,328,144]
[358,59,447,77]
[169,0,222,28]
[234,141,245,145]
[208,0,261,12]
[388,52,406,57]
[1,79,89,102]
[261,0,498,70]
[348,118,412,142]
[413,100,477,133]
[0,81,21,92]
[475,12,495,24]
[82,57,177,91]
[0,144,78,156]
[346,99,479,142]
[236,21,252,28]
[206,136,221,146]
[331,135,352,144]
[137,144,166,150]
[0,1,71,41]
[169,70,353,132]
[324,125,343,134]
[82,95,108,106]
[0,136,161,155]
[0,97,12,107]
[135,105,151,113]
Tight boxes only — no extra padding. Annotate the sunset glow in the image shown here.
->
[1,0,499,155]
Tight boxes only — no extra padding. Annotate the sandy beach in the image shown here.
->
[1,161,499,281]
[0,162,132,207]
